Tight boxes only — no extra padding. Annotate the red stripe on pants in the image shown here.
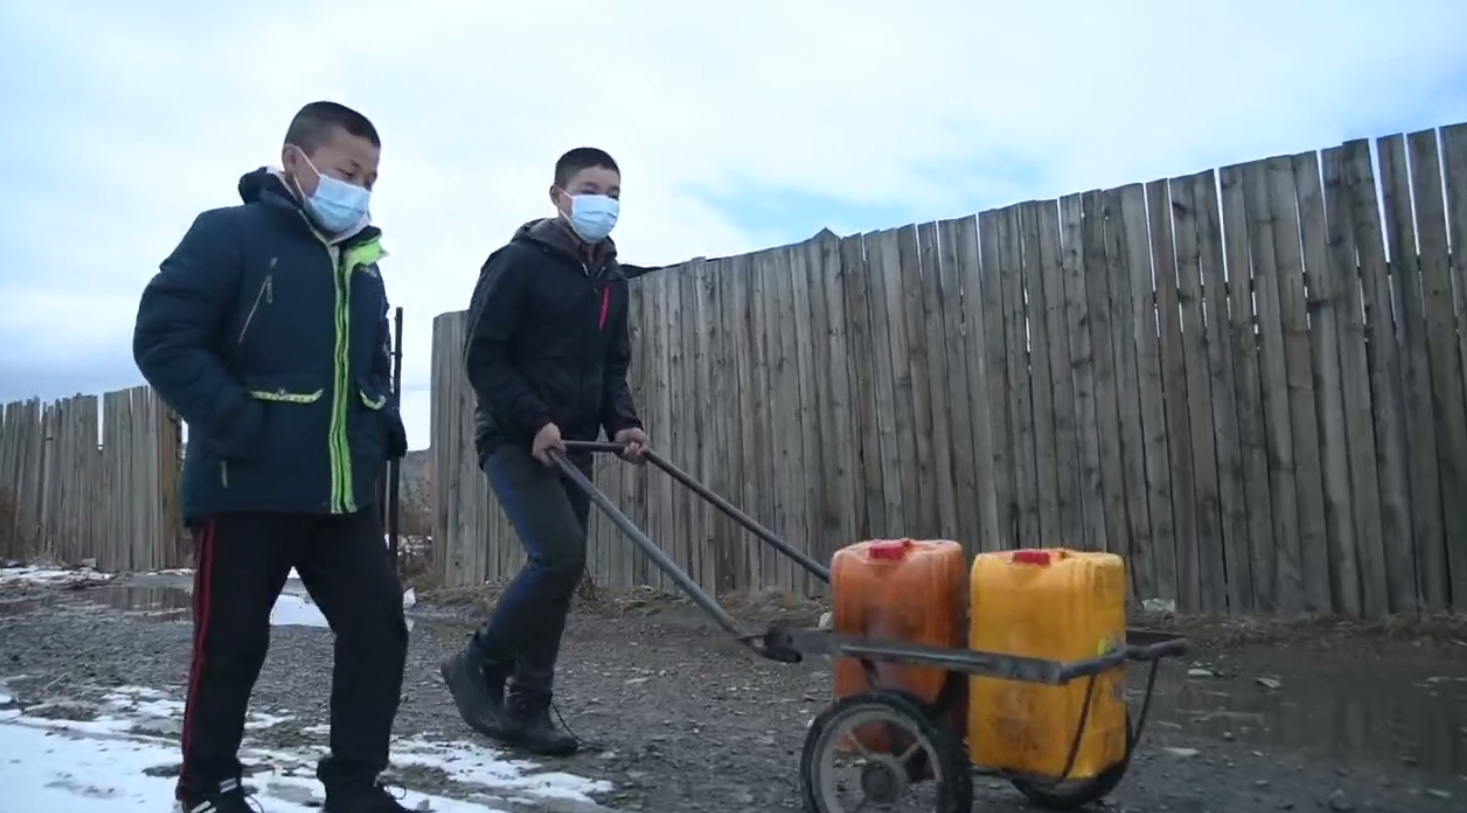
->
[178,519,216,794]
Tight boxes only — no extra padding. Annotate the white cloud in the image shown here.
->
[2,0,1465,447]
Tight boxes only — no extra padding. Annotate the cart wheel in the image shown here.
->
[800,691,972,813]
[1009,711,1134,811]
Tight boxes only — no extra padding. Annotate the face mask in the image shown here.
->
[293,151,370,234]
[564,194,619,243]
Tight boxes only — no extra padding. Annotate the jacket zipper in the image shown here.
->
[237,262,276,345]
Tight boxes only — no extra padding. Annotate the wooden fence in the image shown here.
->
[431,121,1467,617]
[0,386,185,571]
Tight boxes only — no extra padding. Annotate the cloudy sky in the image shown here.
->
[1,0,1464,450]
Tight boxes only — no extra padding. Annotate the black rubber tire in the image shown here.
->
[1008,710,1134,811]
[800,691,973,813]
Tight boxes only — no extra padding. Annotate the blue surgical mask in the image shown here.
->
[566,194,619,243]
[293,151,370,234]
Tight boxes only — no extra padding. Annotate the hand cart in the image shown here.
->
[554,440,1189,813]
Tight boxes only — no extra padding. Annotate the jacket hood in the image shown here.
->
[512,217,618,264]
[236,166,375,244]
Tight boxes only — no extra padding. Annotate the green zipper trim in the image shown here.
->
[303,215,385,515]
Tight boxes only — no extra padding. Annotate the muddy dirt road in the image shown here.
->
[1,573,1464,812]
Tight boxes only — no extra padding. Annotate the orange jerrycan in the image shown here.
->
[831,539,967,752]
[967,548,1127,779]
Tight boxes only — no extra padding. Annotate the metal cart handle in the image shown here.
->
[560,440,831,583]
[548,447,804,664]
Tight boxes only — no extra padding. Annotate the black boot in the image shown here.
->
[322,781,412,812]
[173,778,253,813]
[440,644,511,738]
[500,688,580,757]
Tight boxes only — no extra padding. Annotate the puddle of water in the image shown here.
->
[1139,654,1467,777]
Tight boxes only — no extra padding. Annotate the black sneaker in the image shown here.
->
[323,781,412,812]
[440,645,510,738]
[174,778,257,813]
[500,689,580,757]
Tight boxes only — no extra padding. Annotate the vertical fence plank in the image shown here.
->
[866,230,907,538]
[1060,195,1106,554]
[1020,203,1061,545]
[978,211,1016,548]
[1171,172,1228,614]
[951,216,1000,552]
[1116,185,1173,602]
[1340,142,1405,617]
[917,221,960,541]
[1435,122,1467,608]
[1085,191,1128,562]
[1267,156,1332,614]
[1035,203,1080,546]
[840,235,885,541]
[1377,135,1443,614]
[1104,188,1151,601]
[1243,159,1306,613]
[935,218,981,550]
[1149,179,1199,608]
[1298,150,1367,619]
[1413,128,1467,610]
[896,225,940,539]
[999,207,1039,547]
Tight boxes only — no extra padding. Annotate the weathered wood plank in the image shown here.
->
[1148,179,1199,608]
[1171,172,1228,614]
[1116,184,1172,602]
[1297,149,1365,619]
[1425,126,1467,604]
[917,221,960,540]
[1035,202,1081,546]
[897,225,940,539]
[1376,134,1441,614]
[1340,141,1405,617]
[863,230,906,537]
[1241,160,1305,613]
[950,216,1001,551]
[1060,195,1107,553]
[978,210,1016,549]
[1020,203,1062,545]
[1102,188,1148,600]
[936,217,982,551]
[1435,122,1467,609]
[1192,169,1253,614]
[1219,164,1276,613]
[839,234,886,539]
[999,206,1039,547]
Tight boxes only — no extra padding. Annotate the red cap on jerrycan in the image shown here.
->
[1011,549,1053,566]
[867,539,912,561]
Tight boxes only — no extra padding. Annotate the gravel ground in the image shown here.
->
[1,578,1465,813]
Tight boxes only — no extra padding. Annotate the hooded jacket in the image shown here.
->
[133,167,408,523]
[464,218,641,463]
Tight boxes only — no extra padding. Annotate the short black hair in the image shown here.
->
[284,101,381,153]
[554,147,619,188]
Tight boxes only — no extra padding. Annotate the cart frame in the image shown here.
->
[552,441,1188,812]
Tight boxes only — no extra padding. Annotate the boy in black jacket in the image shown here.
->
[133,101,411,813]
[443,147,648,756]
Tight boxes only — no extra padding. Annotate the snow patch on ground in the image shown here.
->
[0,680,611,812]
[0,564,114,585]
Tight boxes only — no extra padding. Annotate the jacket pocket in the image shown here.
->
[239,374,330,468]
[349,376,392,458]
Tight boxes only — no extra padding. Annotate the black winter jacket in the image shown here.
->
[464,218,641,463]
[133,168,407,522]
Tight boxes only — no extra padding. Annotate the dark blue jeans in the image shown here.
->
[473,444,591,694]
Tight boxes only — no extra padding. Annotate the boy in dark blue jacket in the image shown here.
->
[442,147,648,756]
[133,101,412,813]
